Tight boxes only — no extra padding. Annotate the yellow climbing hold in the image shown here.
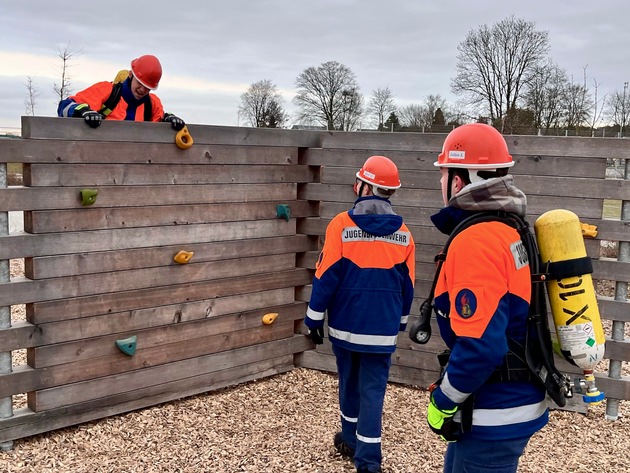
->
[580,222,598,238]
[175,126,194,149]
[174,250,194,264]
[262,312,279,325]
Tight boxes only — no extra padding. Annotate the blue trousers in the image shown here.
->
[443,434,532,473]
[333,344,392,473]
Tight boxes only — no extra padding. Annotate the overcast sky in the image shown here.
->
[1,0,629,132]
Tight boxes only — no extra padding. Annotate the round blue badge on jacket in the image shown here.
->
[455,289,477,319]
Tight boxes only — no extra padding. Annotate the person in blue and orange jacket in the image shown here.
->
[57,54,185,131]
[304,155,415,473]
[426,123,548,473]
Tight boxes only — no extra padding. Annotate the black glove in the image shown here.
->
[308,327,324,345]
[163,113,185,131]
[82,110,102,128]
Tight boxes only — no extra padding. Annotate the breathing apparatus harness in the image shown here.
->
[98,72,153,121]
[410,211,572,419]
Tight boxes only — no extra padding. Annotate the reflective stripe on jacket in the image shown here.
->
[305,198,415,354]
[432,219,548,439]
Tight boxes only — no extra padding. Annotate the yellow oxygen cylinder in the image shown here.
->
[535,209,605,404]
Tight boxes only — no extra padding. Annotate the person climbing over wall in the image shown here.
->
[57,54,185,130]
[303,155,416,473]
[423,123,549,473]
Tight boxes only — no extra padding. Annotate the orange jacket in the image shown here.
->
[59,80,164,122]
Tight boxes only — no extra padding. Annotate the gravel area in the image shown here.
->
[1,368,628,473]
[3,254,630,473]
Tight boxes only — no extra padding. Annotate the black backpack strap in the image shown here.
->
[98,80,153,122]
[409,212,507,344]
[99,82,123,117]
[143,97,153,121]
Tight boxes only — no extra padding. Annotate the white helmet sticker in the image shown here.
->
[448,150,465,160]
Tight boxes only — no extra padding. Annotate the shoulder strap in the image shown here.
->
[98,81,153,121]
[410,211,508,344]
[143,97,153,121]
[99,82,123,117]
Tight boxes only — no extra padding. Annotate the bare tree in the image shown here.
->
[588,78,607,135]
[452,16,549,130]
[398,104,426,130]
[338,88,363,131]
[24,76,40,116]
[293,61,362,130]
[424,94,450,129]
[606,82,630,136]
[367,87,396,130]
[238,79,287,128]
[53,43,80,102]
[562,71,592,130]
[524,60,567,131]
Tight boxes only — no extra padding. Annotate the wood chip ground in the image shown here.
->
[2,258,628,473]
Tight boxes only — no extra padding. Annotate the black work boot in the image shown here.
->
[333,431,355,461]
[357,469,382,473]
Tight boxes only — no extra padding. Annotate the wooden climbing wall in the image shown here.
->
[0,117,628,444]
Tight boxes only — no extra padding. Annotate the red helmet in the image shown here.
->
[435,123,514,170]
[130,55,162,90]
[356,155,401,190]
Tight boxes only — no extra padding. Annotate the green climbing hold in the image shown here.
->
[115,335,138,356]
[80,189,98,206]
[276,204,291,222]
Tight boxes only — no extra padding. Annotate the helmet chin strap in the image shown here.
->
[447,169,456,201]
[356,179,372,197]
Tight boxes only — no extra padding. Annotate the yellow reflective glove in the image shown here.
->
[427,395,460,442]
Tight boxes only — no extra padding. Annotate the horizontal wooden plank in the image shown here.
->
[0,183,297,211]
[593,259,630,283]
[21,118,630,160]
[598,298,630,323]
[2,318,295,400]
[322,166,626,200]
[317,130,630,159]
[25,200,318,233]
[28,324,298,411]
[30,302,307,368]
[1,254,296,306]
[0,355,296,444]
[28,268,312,323]
[0,219,296,259]
[604,339,630,363]
[593,374,630,401]
[320,202,629,245]
[506,135,630,159]
[2,292,299,351]
[303,148,608,178]
[27,235,315,278]
[588,218,630,243]
[388,364,440,388]
[21,117,325,147]
[24,163,313,187]
[298,183,606,218]
[302,148,441,171]
[0,138,301,165]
